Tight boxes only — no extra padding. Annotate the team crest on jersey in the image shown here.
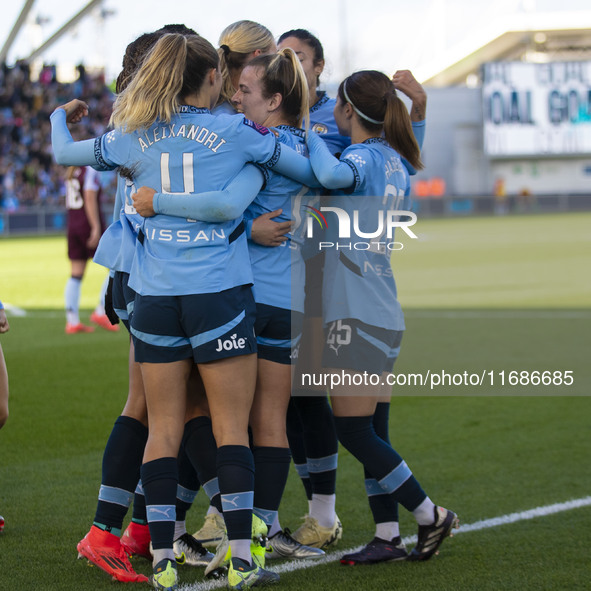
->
[243,118,270,135]
[312,123,328,134]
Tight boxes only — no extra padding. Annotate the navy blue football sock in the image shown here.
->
[141,457,178,550]
[286,398,312,500]
[373,402,391,443]
[94,416,148,532]
[253,446,292,529]
[334,415,426,513]
[364,403,399,525]
[176,437,199,522]
[131,481,147,524]
[183,416,222,512]
[217,445,254,541]
[292,394,338,495]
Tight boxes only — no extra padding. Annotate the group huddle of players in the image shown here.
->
[51,19,457,591]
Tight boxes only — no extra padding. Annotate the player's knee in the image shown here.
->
[250,426,289,448]
[121,398,148,425]
[212,421,250,448]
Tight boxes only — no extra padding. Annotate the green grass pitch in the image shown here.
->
[0,212,589,590]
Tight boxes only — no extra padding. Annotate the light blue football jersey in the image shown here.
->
[94,106,280,295]
[411,120,425,152]
[212,100,238,116]
[321,138,411,330]
[117,177,145,273]
[309,91,425,174]
[243,126,314,313]
[309,91,351,156]
[93,175,141,273]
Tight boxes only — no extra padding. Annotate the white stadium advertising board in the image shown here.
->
[482,61,591,157]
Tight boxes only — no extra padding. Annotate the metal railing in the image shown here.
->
[1,195,590,237]
[0,205,115,236]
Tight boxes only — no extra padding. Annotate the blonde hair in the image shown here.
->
[338,70,423,171]
[248,48,310,131]
[110,33,219,133]
[217,20,274,106]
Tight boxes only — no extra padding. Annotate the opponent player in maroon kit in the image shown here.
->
[64,165,119,334]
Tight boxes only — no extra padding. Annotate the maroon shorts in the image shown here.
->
[67,210,104,261]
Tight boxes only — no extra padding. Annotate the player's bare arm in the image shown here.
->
[392,70,427,122]
[56,99,89,123]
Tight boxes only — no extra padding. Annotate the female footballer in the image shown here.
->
[63,164,117,334]
[214,20,276,115]
[305,69,458,565]
[278,29,431,553]
[131,47,326,565]
[232,49,321,561]
[51,32,318,590]
[74,27,218,586]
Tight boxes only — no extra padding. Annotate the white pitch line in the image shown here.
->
[3,303,27,316]
[180,496,591,591]
[456,496,591,533]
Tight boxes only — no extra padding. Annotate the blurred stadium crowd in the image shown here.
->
[0,62,114,210]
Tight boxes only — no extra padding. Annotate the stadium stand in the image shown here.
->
[0,61,113,211]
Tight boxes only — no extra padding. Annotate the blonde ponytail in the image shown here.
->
[248,48,310,129]
[277,48,309,131]
[216,20,275,106]
[110,34,187,132]
[217,45,235,107]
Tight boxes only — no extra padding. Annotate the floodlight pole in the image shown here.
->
[339,0,351,79]
[0,0,36,64]
[26,0,104,62]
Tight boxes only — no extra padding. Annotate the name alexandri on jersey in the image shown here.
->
[114,124,229,153]
[103,115,271,154]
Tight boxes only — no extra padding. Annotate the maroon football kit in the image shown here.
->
[65,166,105,260]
